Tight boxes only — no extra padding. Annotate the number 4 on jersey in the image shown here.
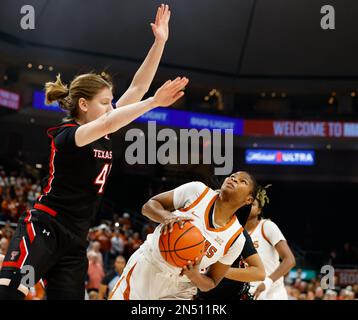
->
[95,163,112,194]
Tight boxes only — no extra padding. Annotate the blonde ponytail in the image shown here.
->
[44,72,113,119]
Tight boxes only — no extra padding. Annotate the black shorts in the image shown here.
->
[0,209,88,300]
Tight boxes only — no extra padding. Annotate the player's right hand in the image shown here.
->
[161,215,193,235]
[153,77,189,107]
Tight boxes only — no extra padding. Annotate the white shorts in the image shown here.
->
[264,287,288,300]
[250,282,288,300]
[109,244,197,300]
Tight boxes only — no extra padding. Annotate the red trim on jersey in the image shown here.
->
[34,203,58,217]
[42,139,56,196]
[40,279,47,288]
[108,276,124,300]
[38,123,77,202]
[179,187,210,212]
[261,220,272,246]
[2,237,28,269]
[123,263,137,300]
[24,210,36,243]
[46,123,77,139]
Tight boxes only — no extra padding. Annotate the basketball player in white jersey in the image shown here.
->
[109,171,266,300]
[232,186,296,300]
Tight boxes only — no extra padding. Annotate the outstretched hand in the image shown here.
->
[153,77,189,107]
[151,4,171,43]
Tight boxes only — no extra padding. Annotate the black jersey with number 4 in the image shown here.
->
[35,120,112,240]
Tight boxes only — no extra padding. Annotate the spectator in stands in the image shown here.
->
[1,222,14,240]
[88,289,99,300]
[339,287,355,300]
[124,232,143,259]
[0,170,40,223]
[87,251,104,292]
[88,228,97,242]
[141,221,156,239]
[95,224,112,268]
[112,213,120,225]
[314,286,324,300]
[0,237,9,255]
[298,292,307,300]
[119,212,132,235]
[98,255,126,300]
[323,289,338,300]
[87,241,103,266]
[27,184,40,207]
[110,229,125,260]
[0,170,8,187]
[306,290,315,300]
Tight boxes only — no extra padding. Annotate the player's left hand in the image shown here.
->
[253,282,266,299]
[151,4,171,43]
[180,257,201,279]
[254,277,273,300]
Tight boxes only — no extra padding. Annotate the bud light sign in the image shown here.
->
[245,149,315,166]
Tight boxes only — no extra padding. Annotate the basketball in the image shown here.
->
[159,220,206,268]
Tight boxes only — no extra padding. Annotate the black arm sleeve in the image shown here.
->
[241,229,257,259]
[231,230,257,267]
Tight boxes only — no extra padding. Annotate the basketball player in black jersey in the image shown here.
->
[0,4,189,300]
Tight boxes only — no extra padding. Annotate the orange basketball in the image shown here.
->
[159,220,206,268]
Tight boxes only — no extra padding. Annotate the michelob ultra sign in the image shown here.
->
[245,149,315,166]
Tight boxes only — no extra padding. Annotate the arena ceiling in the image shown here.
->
[0,0,357,82]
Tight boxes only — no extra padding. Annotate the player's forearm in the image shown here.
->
[189,273,217,292]
[269,256,296,283]
[225,266,265,282]
[115,40,166,108]
[130,39,166,92]
[75,97,156,147]
[107,97,155,134]
[142,199,175,224]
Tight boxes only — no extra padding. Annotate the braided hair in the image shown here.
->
[255,184,272,220]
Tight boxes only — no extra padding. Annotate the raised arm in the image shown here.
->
[116,4,171,108]
[75,77,188,147]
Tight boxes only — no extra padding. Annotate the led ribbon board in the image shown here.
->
[245,149,315,166]
[136,108,244,135]
[33,90,63,112]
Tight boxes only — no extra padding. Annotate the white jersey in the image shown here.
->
[249,219,287,297]
[109,182,246,300]
[147,181,246,276]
